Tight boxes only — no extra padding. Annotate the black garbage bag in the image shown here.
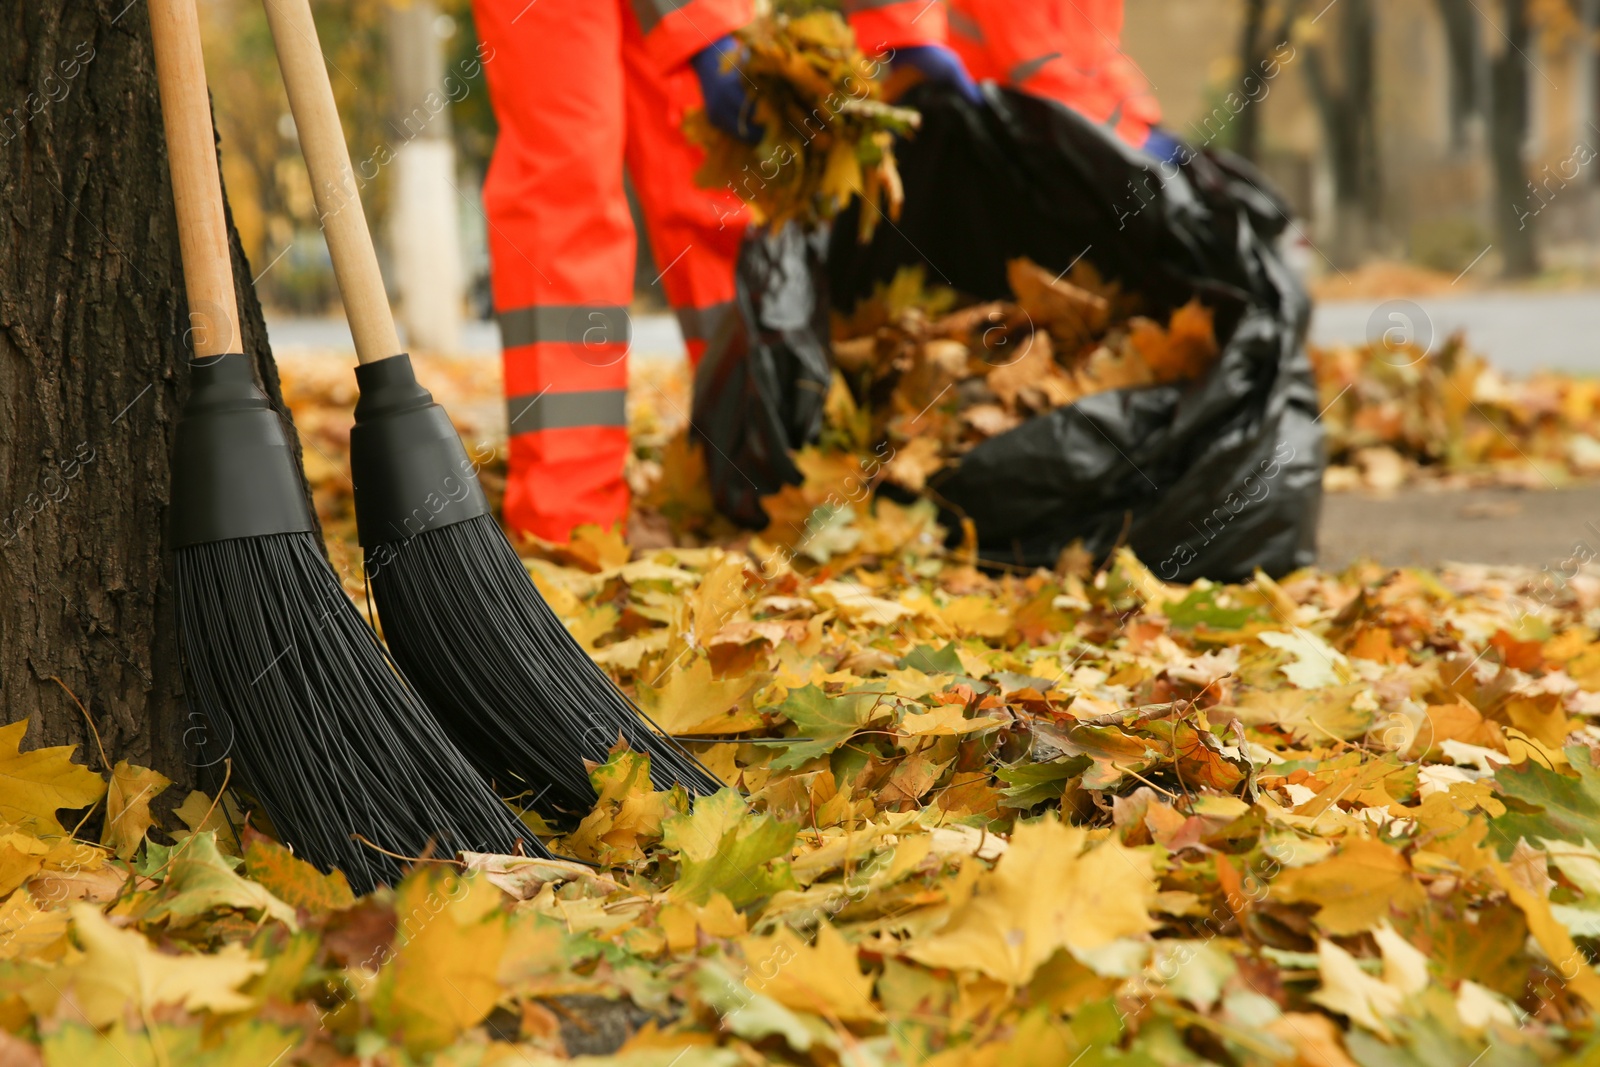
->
[695,83,1323,582]
[691,224,833,529]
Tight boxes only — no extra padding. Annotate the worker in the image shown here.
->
[472,0,980,542]
[844,0,1178,161]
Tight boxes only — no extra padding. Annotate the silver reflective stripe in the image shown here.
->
[1010,51,1062,85]
[675,301,735,343]
[497,305,632,349]
[841,0,909,11]
[947,7,984,42]
[507,389,628,436]
[630,0,693,34]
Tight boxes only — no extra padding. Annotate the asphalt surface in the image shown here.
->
[1318,485,1600,570]
[1309,289,1600,375]
[271,290,1600,374]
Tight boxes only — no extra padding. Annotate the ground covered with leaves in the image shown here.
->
[8,351,1600,1064]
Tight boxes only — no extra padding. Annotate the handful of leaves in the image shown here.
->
[686,10,919,239]
[817,258,1222,496]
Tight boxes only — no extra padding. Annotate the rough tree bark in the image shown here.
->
[0,0,312,794]
[1488,0,1539,277]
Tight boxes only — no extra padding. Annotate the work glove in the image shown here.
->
[691,35,764,144]
[1142,127,1188,167]
[891,44,981,104]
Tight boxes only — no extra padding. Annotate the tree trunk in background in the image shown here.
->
[1234,0,1269,162]
[386,0,463,351]
[1435,0,1481,152]
[1302,0,1382,266]
[1489,0,1539,277]
[0,1,312,795]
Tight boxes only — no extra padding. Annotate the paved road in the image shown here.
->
[264,313,688,360]
[272,288,1600,375]
[1318,485,1600,570]
[1311,289,1600,375]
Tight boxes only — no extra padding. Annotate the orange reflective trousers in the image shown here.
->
[473,0,749,541]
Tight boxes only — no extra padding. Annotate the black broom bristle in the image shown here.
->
[175,530,543,893]
[367,513,722,813]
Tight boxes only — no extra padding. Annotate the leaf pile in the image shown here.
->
[1315,337,1600,491]
[817,259,1221,496]
[15,453,1600,1063]
[686,10,920,238]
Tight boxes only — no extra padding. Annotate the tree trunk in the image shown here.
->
[1301,0,1382,265]
[0,0,312,795]
[1435,0,1481,152]
[1235,0,1269,162]
[1489,0,1539,277]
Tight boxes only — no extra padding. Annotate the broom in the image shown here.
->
[153,0,538,894]
[262,0,720,814]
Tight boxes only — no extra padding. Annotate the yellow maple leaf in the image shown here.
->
[810,581,916,626]
[907,816,1157,986]
[1494,857,1600,1008]
[65,904,264,1026]
[101,760,170,861]
[898,704,1007,738]
[0,719,106,838]
[0,831,50,898]
[742,921,881,1022]
[0,891,67,962]
[1272,839,1427,935]
[169,789,245,856]
[637,656,765,736]
[373,870,510,1055]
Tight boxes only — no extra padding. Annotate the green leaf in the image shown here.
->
[42,1020,300,1067]
[1491,750,1600,857]
[998,758,1089,810]
[663,790,797,908]
[693,962,832,1054]
[143,831,299,930]
[768,685,883,772]
[1163,586,1267,632]
[897,642,963,675]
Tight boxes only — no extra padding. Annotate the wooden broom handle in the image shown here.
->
[263,0,403,366]
[148,0,239,359]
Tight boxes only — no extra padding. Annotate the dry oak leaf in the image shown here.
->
[1272,838,1427,936]
[0,719,106,838]
[742,921,882,1022]
[101,761,170,861]
[906,815,1157,986]
[63,903,265,1026]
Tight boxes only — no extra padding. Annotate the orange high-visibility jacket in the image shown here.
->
[844,0,1161,147]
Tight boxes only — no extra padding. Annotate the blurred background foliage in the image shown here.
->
[202,0,492,312]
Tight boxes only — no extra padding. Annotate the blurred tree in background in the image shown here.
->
[202,0,492,312]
